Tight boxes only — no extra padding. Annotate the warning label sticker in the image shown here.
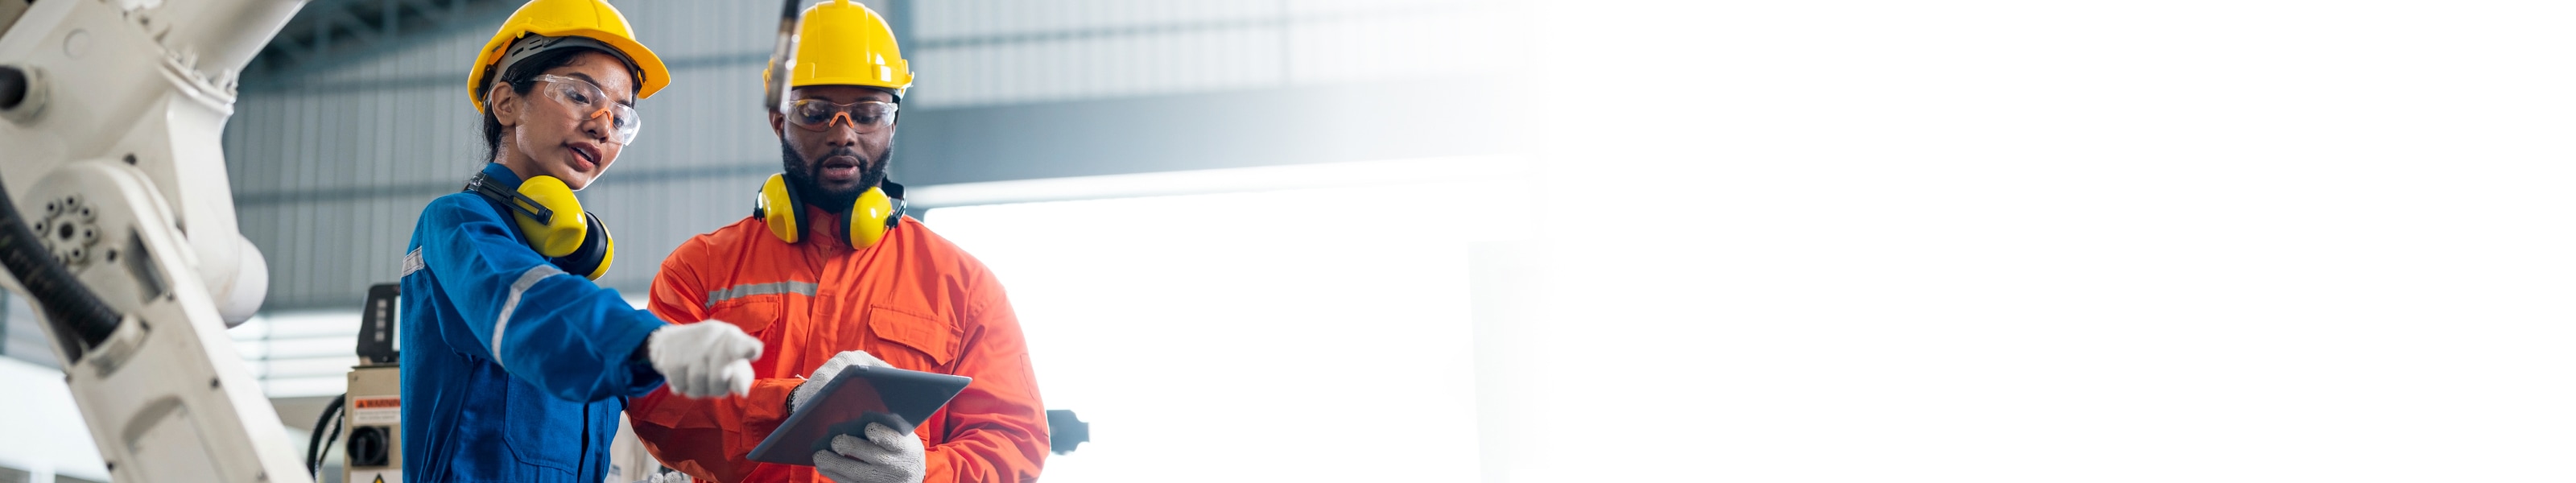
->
[351,469,402,483]
[351,396,401,425]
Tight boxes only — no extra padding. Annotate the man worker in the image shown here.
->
[622,2,1047,483]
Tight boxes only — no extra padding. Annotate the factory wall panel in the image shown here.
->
[227,80,479,309]
[609,64,779,172]
[301,32,484,88]
[902,0,1514,109]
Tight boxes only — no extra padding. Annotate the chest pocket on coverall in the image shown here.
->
[867,305,960,369]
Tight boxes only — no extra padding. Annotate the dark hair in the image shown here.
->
[475,47,637,163]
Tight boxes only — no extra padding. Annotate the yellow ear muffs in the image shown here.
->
[848,186,898,250]
[754,173,806,244]
[753,174,904,250]
[469,171,616,280]
[510,175,589,257]
[558,213,613,279]
[595,233,615,278]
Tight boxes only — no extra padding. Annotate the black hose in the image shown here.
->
[318,414,344,475]
[0,175,122,362]
[307,394,345,477]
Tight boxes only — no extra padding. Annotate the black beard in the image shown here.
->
[778,139,888,213]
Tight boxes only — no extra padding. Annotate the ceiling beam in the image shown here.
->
[242,0,518,85]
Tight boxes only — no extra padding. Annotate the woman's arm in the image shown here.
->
[419,195,667,402]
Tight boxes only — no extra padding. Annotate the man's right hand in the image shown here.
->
[646,320,764,398]
[790,350,889,412]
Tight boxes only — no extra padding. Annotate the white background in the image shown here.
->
[1518,1,2576,481]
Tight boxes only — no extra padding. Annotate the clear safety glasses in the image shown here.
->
[531,74,640,145]
[786,99,899,133]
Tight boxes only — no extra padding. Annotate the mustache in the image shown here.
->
[815,147,867,165]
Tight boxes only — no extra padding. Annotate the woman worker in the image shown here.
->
[396,1,762,481]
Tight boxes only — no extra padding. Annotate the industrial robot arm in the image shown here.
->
[0,1,309,482]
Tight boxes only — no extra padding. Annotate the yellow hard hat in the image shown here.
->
[467,0,670,112]
[770,0,914,99]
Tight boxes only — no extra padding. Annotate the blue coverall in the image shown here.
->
[398,163,669,482]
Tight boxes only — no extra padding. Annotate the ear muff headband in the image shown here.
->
[754,174,903,250]
[510,175,590,258]
[471,175,551,224]
[468,171,616,280]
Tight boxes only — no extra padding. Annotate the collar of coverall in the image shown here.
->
[473,162,523,189]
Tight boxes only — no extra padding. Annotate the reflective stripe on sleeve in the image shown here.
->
[490,265,568,368]
[400,248,425,277]
[705,281,819,308]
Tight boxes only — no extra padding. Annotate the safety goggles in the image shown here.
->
[786,99,899,132]
[532,74,640,145]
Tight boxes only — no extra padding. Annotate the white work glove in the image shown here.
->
[646,320,763,398]
[791,350,889,412]
[813,423,925,483]
[633,471,692,483]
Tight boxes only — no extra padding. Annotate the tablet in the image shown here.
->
[747,365,973,466]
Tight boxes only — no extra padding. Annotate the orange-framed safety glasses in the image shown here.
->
[532,74,640,144]
[785,99,898,133]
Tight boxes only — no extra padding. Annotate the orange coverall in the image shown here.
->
[627,205,1047,483]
